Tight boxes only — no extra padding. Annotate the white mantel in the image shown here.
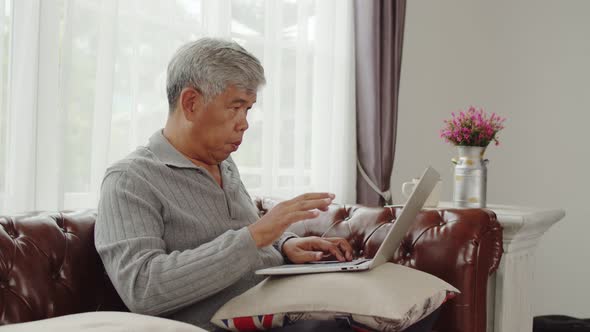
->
[438,202,566,332]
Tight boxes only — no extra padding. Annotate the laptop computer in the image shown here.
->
[256,166,440,276]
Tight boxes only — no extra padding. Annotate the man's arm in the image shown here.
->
[95,168,261,316]
[273,232,298,263]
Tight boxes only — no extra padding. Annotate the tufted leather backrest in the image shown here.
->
[0,211,126,325]
[1,203,502,332]
[256,198,503,332]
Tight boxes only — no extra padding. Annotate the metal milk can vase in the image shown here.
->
[452,146,488,208]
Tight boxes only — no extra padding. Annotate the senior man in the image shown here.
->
[95,38,355,331]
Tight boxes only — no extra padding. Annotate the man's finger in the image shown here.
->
[280,198,332,215]
[292,192,335,202]
[316,239,346,261]
[325,238,354,260]
[298,250,323,262]
[283,210,320,226]
[296,198,333,211]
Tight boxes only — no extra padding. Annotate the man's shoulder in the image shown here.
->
[104,146,161,179]
[99,147,171,207]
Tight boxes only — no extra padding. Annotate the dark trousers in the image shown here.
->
[267,308,441,332]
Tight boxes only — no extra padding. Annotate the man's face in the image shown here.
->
[189,85,256,164]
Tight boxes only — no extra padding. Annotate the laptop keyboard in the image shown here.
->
[305,258,371,266]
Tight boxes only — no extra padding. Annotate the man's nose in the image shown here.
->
[236,113,249,132]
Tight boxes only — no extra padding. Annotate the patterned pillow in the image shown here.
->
[211,263,458,332]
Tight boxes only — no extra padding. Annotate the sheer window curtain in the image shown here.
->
[0,0,356,214]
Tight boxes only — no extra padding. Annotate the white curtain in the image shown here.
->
[0,0,356,214]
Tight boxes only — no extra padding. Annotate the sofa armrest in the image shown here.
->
[254,198,503,332]
[391,207,503,332]
[0,211,127,325]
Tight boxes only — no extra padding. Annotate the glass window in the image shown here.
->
[0,0,12,195]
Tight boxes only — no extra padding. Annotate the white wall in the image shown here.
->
[393,0,590,317]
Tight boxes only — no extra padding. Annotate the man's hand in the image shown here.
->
[248,193,334,248]
[282,237,354,264]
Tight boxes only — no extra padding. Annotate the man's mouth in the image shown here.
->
[230,141,242,150]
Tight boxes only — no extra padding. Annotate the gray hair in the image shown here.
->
[166,38,266,111]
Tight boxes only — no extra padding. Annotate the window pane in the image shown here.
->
[61,0,99,193]
[62,0,205,193]
[230,0,265,179]
[0,0,11,194]
[233,107,262,168]
[109,0,201,163]
[279,47,295,168]
[230,0,318,194]
[231,0,264,40]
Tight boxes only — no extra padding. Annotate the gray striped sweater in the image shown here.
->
[95,130,293,331]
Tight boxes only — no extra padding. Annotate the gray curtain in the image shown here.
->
[354,0,407,206]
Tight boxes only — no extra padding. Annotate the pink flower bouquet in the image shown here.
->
[440,106,506,147]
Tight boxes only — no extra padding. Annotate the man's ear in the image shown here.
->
[179,87,203,119]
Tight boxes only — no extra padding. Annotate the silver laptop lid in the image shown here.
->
[370,166,440,268]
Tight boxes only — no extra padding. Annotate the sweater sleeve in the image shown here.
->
[94,168,261,316]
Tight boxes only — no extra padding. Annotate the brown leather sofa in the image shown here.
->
[0,202,502,332]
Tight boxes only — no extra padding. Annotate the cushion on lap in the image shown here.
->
[212,263,459,332]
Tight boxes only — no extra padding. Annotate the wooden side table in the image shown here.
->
[438,202,565,332]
